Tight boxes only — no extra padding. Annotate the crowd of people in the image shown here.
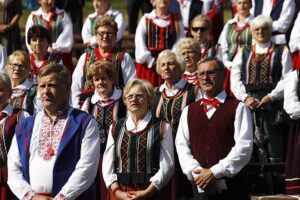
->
[1,0,300,199]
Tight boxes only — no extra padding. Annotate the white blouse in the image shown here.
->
[289,12,300,53]
[284,70,300,120]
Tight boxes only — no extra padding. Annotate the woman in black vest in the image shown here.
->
[102,78,174,200]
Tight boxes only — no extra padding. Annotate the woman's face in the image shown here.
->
[6,57,30,84]
[153,0,170,10]
[159,55,182,83]
[125,84,149,117]
[252,26,272,44]
[96,25,116,51]
[30,37,50,58]
[236,0,251,17]
[38,0,55,13]
[191,20,211,44]
[93,0,110,14]
[92,72,114,97]
[181,48,199,73]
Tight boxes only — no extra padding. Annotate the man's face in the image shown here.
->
[38,73,69,112]
[197,60,225,98]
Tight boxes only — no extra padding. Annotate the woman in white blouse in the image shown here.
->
[102,78,174,200]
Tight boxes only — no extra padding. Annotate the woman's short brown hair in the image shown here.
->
[87,60,117,87]
[94,16,118,36]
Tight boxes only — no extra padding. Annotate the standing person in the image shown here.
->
[135,0,184,87]
[0,0,22,55]
[176,57,253,200]
[0,73,29,200]
[250,0,296,44]
[284,70,300,195]
[155,50,197,199]
[289,11,300,70]
[102,78,174,200]
[7,63,100,200]
[25,0,74,73]
[6,50,39,115]
[82,0,126,48]
[71,16,136,108]
[231,15,292,163]
[28,25,62,83]
[189,15,217,59]
[81,60,126,200]
[127,0,153,34]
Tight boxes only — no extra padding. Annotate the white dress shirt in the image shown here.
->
[81,8,126,46]
[284,70,300,120]
[231,41,292,102]
[217,14,254,69]
[70,51,136,108]
[25,7,73,53]
[175,91,253,182]
[159,78,187,96]
[250,0,296,44]
[135,10,185,68]
[7,107,100,200]
[102,111,175,191]
[289,12,300,53]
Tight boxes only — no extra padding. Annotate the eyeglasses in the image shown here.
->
[191,26,209,32]
[96,31,114,37]
[197,69,220,79]
[9,63,27,71]
[126,93,145,101]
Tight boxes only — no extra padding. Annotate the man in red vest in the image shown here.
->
[175,57,253,200]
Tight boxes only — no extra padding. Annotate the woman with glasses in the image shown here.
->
[5,50,39,115]
[0,72,29,200]
[176,37,201,85]
[102,78,174,200]
[81,60,126,200]
[135,0,184,87]
[71,16,136,108]
[155,50,198,199]
[190,14,217,59]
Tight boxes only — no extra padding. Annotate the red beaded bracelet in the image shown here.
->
[112,186,120,197]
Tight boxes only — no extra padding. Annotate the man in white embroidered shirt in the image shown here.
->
[7,64,100,200]
[175,57,253,200]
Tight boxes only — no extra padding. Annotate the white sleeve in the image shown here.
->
[175,107,202,181]
[217,22,231,68]
[115,12,126,42]
[0,46,7,72]
[52,12,73,53]
[272,0,296,33]
[71,53,86,108]
[268,46,292,101]
[289,12,300,53]
[7,136,34,199]
[81,17,93,45]
[134,15,155,67]
[210,103,253,178]
[231,49,248,101]
[59,118,100,199]
[150,122,175,191]
[121,53,136,84]
[102,125,118,188]
[25,13,34,53]
[284,70,300,120]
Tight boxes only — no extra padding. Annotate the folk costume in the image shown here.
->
[176,91,253,199]
[25,7,74,72]
[81,88,126,200]
[102,112,174,200]
[29,53,62,83]
[231,41,292,162]
[71,48,136,108]
[81,7,126,47]
[0,104,28,200]
[8,79,38,115]
[251,0,296,44]
[289,12,300,70]
[135,10,184,87]
[284,70,300,194]
[7,108,100,200]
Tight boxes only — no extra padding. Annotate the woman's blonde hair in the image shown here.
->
[6,50,31,71]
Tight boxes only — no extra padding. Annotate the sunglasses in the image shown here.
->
[191,27,209,32]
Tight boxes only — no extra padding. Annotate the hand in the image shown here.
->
[32,195,52,200]
[47,47,57,54]
[257,95,271,109]
[244,96,260,110]
[0,24,10,32]
[129,190,149,200]
[193,168,215,189]
[115,190,134,200]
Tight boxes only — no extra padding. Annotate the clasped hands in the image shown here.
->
[244,95,271,110]
[192,168,222,195]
